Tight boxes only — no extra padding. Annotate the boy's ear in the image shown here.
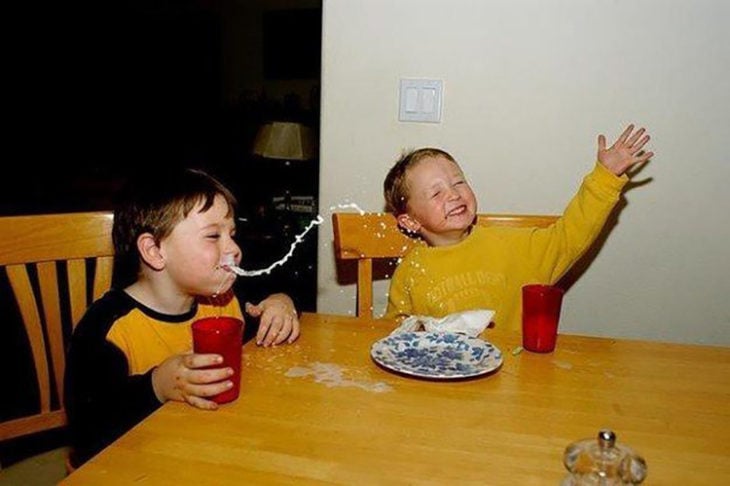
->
[136,233,165,271]
[396,213,421,233]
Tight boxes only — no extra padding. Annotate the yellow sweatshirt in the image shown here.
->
[384,162,627,332]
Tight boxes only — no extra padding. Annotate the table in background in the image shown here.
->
[61,313,730,485]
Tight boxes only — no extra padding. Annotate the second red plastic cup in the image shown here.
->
[522,284,564,353]
[192,316,244,404]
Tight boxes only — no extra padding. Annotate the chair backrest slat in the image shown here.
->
[332,212,559,318]
[7,263,52,412]
[93,256,114,303]
[0,211,114,442]
[67,258,88,330]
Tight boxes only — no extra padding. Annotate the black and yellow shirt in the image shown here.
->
[64,289,243,468]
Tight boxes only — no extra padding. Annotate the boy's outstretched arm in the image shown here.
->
[598,124,654,176]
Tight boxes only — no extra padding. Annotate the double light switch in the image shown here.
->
[399,79,443,123]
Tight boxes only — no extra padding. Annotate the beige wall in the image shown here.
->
[317,0,730,345]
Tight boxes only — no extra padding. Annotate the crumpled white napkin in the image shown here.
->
[390,309,495,338]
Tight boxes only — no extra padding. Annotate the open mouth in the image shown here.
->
[446,205,468,218]
[219,254,237,268]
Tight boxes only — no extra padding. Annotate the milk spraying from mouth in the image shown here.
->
[220,202,367,278]
[222,215,324,277]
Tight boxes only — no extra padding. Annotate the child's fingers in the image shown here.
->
[631,135,650,154]
[188,399,218,411]
[635,151,654,163]
[263,317,285,346]
[617,124,634,144]
[189,379,233,397]
[188,366,233,385]
[597,134,607,152]
[245,302,262,317]
[256,305,298,346]
[261,314,290,346]
[185,353,223,369]
[272,316,295,345]
[256,316,275,346]
[287,317,301,344]
[626,127,645,147]
[185,393,222,411]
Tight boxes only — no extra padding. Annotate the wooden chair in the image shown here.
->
[332,212,558,318]
[0,211,114,446]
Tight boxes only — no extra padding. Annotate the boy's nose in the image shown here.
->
[226,241,242,262]
[445,187,460,200]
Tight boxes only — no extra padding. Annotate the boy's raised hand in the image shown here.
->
[598,124,654,176]
[151,353,234,410]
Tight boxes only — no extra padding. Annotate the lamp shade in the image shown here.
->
[252,122,315,160]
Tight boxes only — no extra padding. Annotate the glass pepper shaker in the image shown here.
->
[562,429,647,485]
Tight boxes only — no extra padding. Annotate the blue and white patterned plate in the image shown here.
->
[370,332,503,379]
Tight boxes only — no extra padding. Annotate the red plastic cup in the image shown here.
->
[192,316,244,404]
[521,284,564,353]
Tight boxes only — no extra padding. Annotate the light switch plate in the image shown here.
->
[399,79,443,123]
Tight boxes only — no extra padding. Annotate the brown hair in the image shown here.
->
[112,168,238,288]
[383,147,457,215]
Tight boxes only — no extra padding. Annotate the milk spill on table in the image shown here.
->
[285,362,392,393]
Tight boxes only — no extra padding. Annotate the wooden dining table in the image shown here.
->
[61,313,730,485]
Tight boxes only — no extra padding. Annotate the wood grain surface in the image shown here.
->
[61,313,730,485]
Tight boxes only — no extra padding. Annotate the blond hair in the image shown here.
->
[383,147,457,215]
